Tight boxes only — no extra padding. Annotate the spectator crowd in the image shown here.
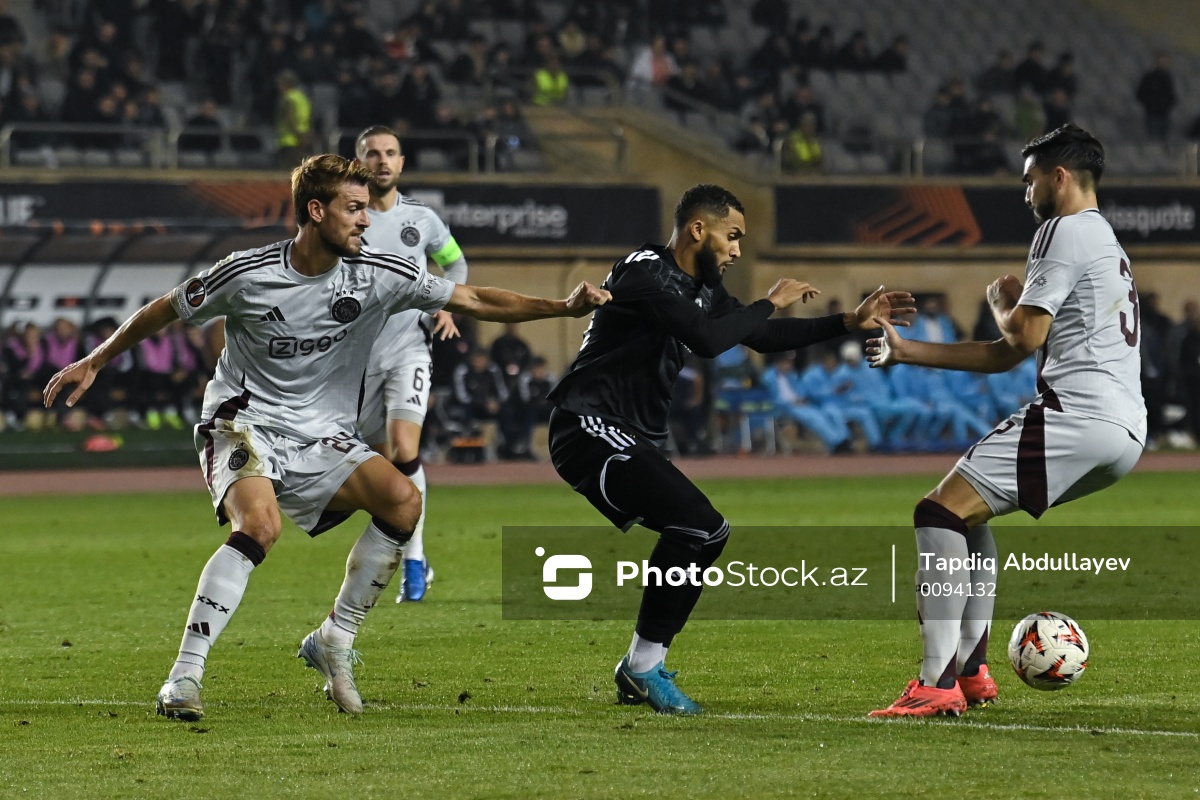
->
[0,0,1195,172]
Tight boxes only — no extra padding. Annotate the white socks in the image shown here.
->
[322,520,406,647]
[957,524,997,675]
[403,464,427,562]
[626,632,668,673]
[169,544,256,682]
[915,525,971,688]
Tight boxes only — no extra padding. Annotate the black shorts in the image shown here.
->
[548,408,723,536]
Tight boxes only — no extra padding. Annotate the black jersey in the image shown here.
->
[549,243,848,445]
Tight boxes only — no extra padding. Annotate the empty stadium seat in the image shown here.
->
[178,151,209,168]
[505,149,544,171]
[579,86,612,107]
[81,149,113,167]
[415,148,453,171]
[115,149,147,168]
[857,152,891,174]
[920,140,954,175]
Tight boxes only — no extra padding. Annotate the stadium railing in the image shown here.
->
[0,123,166,168]
[0,122,626,175]
[4,119,1195,179]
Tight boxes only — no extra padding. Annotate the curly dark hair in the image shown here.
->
[673,184,745,229]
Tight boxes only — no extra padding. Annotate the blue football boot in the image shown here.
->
[614,656,703,715]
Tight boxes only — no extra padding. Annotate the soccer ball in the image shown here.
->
[1007,611,1090,690]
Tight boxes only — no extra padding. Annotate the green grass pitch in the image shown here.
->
[1,471,1197,799]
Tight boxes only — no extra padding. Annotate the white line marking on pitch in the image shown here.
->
[6,699,1198,739]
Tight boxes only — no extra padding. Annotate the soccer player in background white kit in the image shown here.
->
[865,125,1146,717]
[43,155,609,721]
[356,125,465,603]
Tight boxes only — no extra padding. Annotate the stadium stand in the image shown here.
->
[0,0,1196,175]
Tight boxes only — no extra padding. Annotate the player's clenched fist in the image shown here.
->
[987,274,1023,310]
[564,281,611,316]
[766,278,820,310]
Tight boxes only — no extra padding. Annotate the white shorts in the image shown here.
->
[955,401,1143,519]
[195,418,381,535]
[357,358,433,445]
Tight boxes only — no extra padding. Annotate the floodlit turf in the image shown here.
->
[1,471,1197,799]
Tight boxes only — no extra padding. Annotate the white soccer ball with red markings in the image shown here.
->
[1008,611,1090,690]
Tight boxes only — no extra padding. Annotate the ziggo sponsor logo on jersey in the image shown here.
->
[268,330,349,358]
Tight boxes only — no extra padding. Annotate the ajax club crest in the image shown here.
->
[401,226,421,247]
[332,296,361,323]
[228,448,249,471]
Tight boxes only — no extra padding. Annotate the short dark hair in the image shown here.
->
[1020,123,1104,188]
[355,124,402,157]
[673,184,744,230]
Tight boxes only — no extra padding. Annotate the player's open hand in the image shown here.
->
[987,274,1023,311]
[43,358,99,408]
[766,279,820,310]
[564,281,611,317]
[430,309,460,340]
[865,317,906,368]
[850,286,916,331]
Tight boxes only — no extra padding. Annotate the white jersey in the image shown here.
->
[363,194,465,375]
[171,240,455,442]
[1017,208,1147,443]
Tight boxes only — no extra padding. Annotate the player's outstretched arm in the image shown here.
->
[844,285,917,331]
[44,294,179,408]
[865,317,1028,374]
[742,284,915,354]
[443,282,610,323]
[865,274,1050,374]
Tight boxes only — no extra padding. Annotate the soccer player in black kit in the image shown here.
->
[548,184,915,714]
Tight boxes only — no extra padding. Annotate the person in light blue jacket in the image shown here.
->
[831,340,930,450]
[946,369,1000,425]
[985,354,1038,419]
[761,353,850,453]
[909,296,962,344]
[800,347,883,450]
[889,363,992,449]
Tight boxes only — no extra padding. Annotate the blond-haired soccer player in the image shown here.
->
[44,155,608,721]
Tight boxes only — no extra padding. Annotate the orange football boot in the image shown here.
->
[957,664,998,708]
[869,679,967,718]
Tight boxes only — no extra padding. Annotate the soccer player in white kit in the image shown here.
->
[355,125,465,603]
[43,155,609,721]
[865,125,1146,717]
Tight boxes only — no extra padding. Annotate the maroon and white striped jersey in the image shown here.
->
[1017,208,1147,443]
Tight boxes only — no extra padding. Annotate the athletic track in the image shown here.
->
[2,452,1198,496]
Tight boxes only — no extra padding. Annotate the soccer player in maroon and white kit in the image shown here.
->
[867,125,1146,717]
